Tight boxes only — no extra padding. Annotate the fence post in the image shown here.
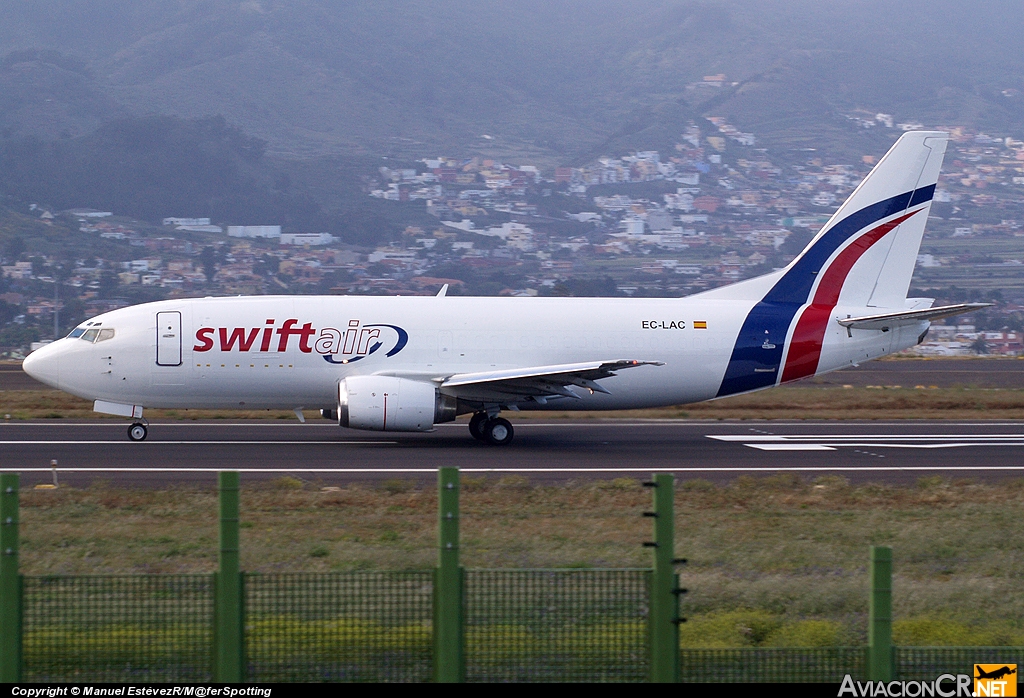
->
[434,467,464,682]
[645,473,681,683]
[0,473,20,682]
[868,545,893,682]
[214,471,243,683]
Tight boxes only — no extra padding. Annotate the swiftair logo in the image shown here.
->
[192,318,409,364]
[975,664,1017,697]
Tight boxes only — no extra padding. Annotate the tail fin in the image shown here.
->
[793,130,948,309]
[694,131,947,306]
[714,131,947,397]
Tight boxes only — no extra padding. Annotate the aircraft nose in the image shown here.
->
[22,342,62,389]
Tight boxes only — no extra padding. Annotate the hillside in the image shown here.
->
[0,115,437,245]
[1,1,1023,159]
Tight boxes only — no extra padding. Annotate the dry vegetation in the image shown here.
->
[5,385,1024,421]
[16,475,1024,645]
[6,364,1023,646]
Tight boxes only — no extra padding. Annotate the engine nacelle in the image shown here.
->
[338,375,456,432]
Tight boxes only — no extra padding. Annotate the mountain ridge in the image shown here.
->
[1,1,1023,159]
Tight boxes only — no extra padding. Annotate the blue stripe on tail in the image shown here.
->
[715,186,933,397]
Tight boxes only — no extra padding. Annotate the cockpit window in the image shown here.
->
[67,328,86,338]
[76,328,116,343]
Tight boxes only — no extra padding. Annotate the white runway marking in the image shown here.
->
[710,434,1024,441]
[709,434,1024,450]
[746,444,836,451]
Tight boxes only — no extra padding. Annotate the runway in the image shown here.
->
[1,419,1023,487]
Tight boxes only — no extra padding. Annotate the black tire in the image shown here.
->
[484,417,514,446]
[469,412,489,441]
[128,423,148,441]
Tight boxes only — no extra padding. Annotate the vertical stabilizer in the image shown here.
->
[776,130,947,310]
[715,131,948,397]
[862,134,947,307]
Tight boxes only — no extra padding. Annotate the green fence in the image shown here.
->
[895,648,1024,682]
[23,575,213,683]
[245,572,433,683]
[464,569,649,682]
[1,470,1022,683]
[15,570,649,683]
[679,648,1024,683]
[680,648,866,683]
[12,575,1024,683]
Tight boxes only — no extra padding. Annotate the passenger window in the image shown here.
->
[81,329,99,342]
[67,328,86,338]
[96,328,115,342]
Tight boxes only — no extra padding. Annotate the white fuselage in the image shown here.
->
[25,294,925,412]
[22,132,951,430]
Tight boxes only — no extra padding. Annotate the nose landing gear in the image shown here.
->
[128,421,148,441]
[468,412,515,446]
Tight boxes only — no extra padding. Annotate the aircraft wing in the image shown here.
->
[439,359,664,403]
[836,303,992,332]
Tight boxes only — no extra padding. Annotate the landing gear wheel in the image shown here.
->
[469,412,489,442]
[128,422,148,442]
[484,417,514,446]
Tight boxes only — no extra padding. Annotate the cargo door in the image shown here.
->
[156,311,182,366]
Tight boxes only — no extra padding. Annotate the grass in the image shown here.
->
[16,475,1024,645]
[6,385,1024,420]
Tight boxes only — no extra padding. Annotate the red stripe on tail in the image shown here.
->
[780,210,921,383]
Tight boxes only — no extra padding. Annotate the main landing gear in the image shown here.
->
[128,421,148,441]
[469,412,514,446]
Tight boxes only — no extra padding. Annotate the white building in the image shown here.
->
[228,225,282,239]
[1,262,34,279]
[441,219,477,233]
[279,233,335,246]
[163,217,221,233]
[479,221,532,239]
[622,218,645,236]
[567,212,602,223]
[67,209,113,218]
[368,248,418,264]
[163,217,210,226]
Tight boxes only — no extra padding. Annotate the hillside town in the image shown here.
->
[3,113,1024,357]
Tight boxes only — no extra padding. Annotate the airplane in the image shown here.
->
[23,131,989,445]
[975,666,1016,681]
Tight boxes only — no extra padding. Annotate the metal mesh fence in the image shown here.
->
[22,575,213,683]
[680,648,866,683]
[18,572,1024,684]
[244,572,433,682]
[464,569,649,682]
[896,647,1024,682]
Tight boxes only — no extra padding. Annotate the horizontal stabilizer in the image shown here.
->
[836,303,992,332]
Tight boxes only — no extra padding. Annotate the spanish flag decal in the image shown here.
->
[694,321,708,329]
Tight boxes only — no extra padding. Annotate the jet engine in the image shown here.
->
[338,375,457,431]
